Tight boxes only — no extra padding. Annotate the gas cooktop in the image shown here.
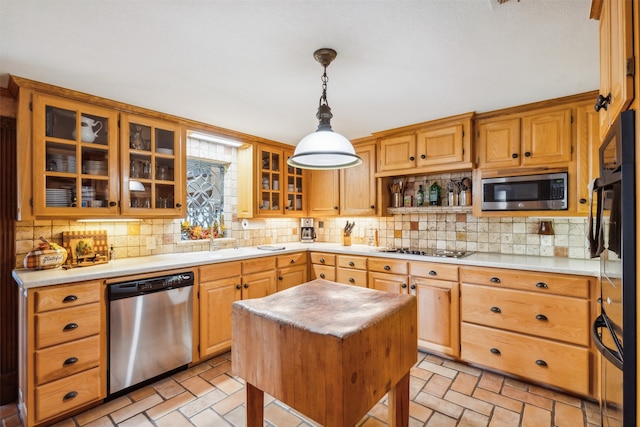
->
[382,248,474,259]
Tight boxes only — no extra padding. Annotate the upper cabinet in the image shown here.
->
[593,0,634,139]
[120,114,185,217]
[375,112,474,177]
[476,106,572,169]
[31,94,120,217]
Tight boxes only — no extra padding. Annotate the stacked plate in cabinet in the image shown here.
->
[84,160,107,176]
[46,188,71,207]
[46,152,76,173]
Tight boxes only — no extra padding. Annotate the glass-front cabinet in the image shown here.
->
[285,149,305,214]
[32,94,119,217]
[258,146,282,215]
[120,114,184,216]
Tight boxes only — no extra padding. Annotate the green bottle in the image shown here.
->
[416,185,424,206]
[429,181,441,206]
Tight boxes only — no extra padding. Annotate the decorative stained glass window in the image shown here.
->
[182,159,225,240]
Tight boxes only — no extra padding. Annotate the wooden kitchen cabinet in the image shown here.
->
[198,258,276,359]
[410,261,460,358]
[375,112,474,177]
[460,266,596,397]
[284,148,305,215]
[31,93,120,218]
[309,252,336,281]
[119,114,185,217]
[19,280,106,427]
[367,258,409,293]
[575,101,601,214]
[308,169,340,216]
[336,255,368,287]
[593,0,634,140]
[276,252,308,292]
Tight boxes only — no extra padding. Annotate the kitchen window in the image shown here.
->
[182,159,226,240]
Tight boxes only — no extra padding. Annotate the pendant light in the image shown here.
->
[287,48,362,170]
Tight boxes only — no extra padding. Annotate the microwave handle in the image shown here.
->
[592,314,623,370]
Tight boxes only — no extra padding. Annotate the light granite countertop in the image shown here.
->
[13,242,600,289]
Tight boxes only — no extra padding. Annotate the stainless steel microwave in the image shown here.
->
[481,172,568,211]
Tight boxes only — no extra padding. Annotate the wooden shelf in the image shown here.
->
[387,205,473,215]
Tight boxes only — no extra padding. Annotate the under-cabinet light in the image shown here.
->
[188,131,244,147]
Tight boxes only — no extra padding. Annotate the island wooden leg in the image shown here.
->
[388,371,410,427]
[245,382,264,427]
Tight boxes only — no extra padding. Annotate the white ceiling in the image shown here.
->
[0,0,599,146]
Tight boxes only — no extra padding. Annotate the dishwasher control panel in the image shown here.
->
[109,271,194,300]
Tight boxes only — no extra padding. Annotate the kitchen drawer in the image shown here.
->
[310,252,336,266]
[277,252,307,268]
[35,367,102,422]
[35,303,101,349]
[200,261,241,281]
[336,268,368,287]
[337,255,367,270]
[368,258,408,275]
[462,284,590,346]
[461,323,590,396]
[242,256,276,275]
[460,266,591,298]
[35,335,101,385]
[410,261,459,282]
[34,281,102,313]
[311,264,336,281]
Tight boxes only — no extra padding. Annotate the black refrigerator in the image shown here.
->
[590,109,636,427]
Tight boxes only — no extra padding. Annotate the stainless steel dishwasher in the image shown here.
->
[108,271,194,396]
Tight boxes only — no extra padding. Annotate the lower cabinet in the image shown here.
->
[336,254,368,287]
[459,266,595,397]
[199,257,276,359]
[19,280,106,427]
[276,252,307,291]
[367,258,408,292]
[309,252,336,281]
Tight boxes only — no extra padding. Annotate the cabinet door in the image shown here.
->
[411,277,459,358]
[521,108,572,167]
[256,145,283,215]
[120,114,184,217]
[340,142,376,216]
[199,277,241,358]
[379,134,416,171]
[416,124,464,167]
[308,169,340,216]
[32,93,119,217]
[476,117,521,169]
[368,272,409,293]
[575,103,600,214]
[311,264,336,281]
[284,149,305,215]
[242,270,276,298]
[277,265,307,292]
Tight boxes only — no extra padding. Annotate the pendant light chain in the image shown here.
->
[320,65,329,108]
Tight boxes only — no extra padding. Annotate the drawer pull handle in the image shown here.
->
[278,275,283,281]
[535,282,548,289]
[535,314,548,321]
[490,348,501,355]
[63,323,78,332]
[429,270,437,276]
[320,273,325,279]
[319,258,325,263]
[490,306,501,313]
[63,391,78,401]
[349,278,355,283]
[535,359,548,367]
[490,277,501,283]
[384,265,391,271]
[349,261,355,267]
[290,259,295,264]
[63,357,78,366]
[63,295,78,303]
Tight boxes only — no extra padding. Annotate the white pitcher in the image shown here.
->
[72,116,103,142]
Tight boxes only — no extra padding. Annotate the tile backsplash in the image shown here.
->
[14,213,589,268]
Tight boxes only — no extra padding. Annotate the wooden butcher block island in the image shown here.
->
[232,279,418,427]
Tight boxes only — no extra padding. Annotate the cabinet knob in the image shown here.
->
[490,306,501,313]
[384,265,391,271]
[594,93,611,112]
[63,323,78,332]
[63,357,78,366]
[349,261,355,267]
[278,276,283,280]
[320,273,325,279]
[62,295,78,303]
[429,270,437,276]
[290,259,295,264]
[319,258,325,263]
[511,153,518,159]
[535,314,548,321]
[535,282,548,289]
[243,283,249,288]
[579,198,587,204]
[420,154,426,159]
[63,391,78,401]
[535,359,548,367]
[370,205,375,209]
[401,283,407,288]
[334,206,338,210]
[409,156,415,161]
[410,284,416,290]
[176,203,182,208]
[236,284,241,290]
[524,151,531,157]
[349,278,355,283]
[109,201,117,207]
[490,277,501,283]
[490,348,501,355]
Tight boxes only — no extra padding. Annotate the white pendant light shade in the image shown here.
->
[288,129,362,170]
[287,48,361,170]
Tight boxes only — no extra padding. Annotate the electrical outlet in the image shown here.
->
[318,221,324,228]
[146,237,157,250]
